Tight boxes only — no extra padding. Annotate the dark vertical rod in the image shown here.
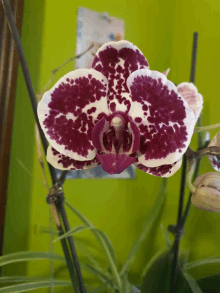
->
[190,32,199,84]
[1,1,85,292]
[170,32,199,293]
[58,170,69,185]
[59,202,87,293]
[59,234,80,293]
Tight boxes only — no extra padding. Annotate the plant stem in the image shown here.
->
[179,157,201,228]
[1,1,85,291]
[194,123,220,133]
[58,194,87,293]
[58,170,69,185]
[186,159,196,194]
[170,31,199,293]
[170,154,187,289]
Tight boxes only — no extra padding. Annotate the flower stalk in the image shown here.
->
[186,158,197,194]
[170,31,199,293]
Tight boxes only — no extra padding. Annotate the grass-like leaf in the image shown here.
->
[120,178,167,276]
[197,274,220,292]
[53,225,88,242]
[74,238,106,274]
[184,255,220,271]
[160,223,172,247]
[140,248,196,293]
[140,248,168,279]
[90,283,108,293]
[0,251,64,267]
[65,201,121,289]
[0,276,48,284]
[182,272,203,293]
[121,273,133,293]
[16,157,46,188]
[81,263,116,289]
[0,280,72,292]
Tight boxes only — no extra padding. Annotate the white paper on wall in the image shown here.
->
[76,7,124,69]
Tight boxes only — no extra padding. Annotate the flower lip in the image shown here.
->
[91,111,141,174]
[96,153,136,175]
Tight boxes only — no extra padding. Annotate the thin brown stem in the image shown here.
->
[37,43,95,100]
[35,124,50,191]
[194,146,220,158]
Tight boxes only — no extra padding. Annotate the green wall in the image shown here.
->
[3,0,220,291]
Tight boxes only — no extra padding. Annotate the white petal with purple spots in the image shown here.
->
[135,158,182,177]
[92,40,149,114]
[37,69,109,161]
[127,69,196,167]
[47,145,100,170]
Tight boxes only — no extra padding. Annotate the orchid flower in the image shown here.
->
[37,40,202,177]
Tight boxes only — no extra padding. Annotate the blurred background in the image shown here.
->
[1,0,220,291]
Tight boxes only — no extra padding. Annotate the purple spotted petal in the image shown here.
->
[208,131,220,172]
[177,82,203,121]
[135,158,182,177]
[37,69,109,161]
[92,40,149,114]
[47,145,100,170]
[127,69,196,167]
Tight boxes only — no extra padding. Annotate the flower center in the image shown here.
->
[92,113,140,174]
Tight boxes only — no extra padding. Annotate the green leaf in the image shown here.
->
[65,201,95,228]
[74,238,106,274]
[182,272,203,293]
[0,252,64,267]
[184,256,220,271]
[0,277,47,284]
[177,271,203,293]
[0,280,72,292]
[120,178,167,275]
[160,223,172,247]
[43,225,107,275]
[90,283,108,293]
[197,274,220,293]
[121,273,133,293]
[65,201,121,289]
[140,249,172,292]
[16,157,46,188]
[54,225,116,266]
[141,248,168,279]
[178,274,220,293]
[53,225,88,242]
[64,202,116,263]
[81,263,115,288]
[140,248,198,293]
